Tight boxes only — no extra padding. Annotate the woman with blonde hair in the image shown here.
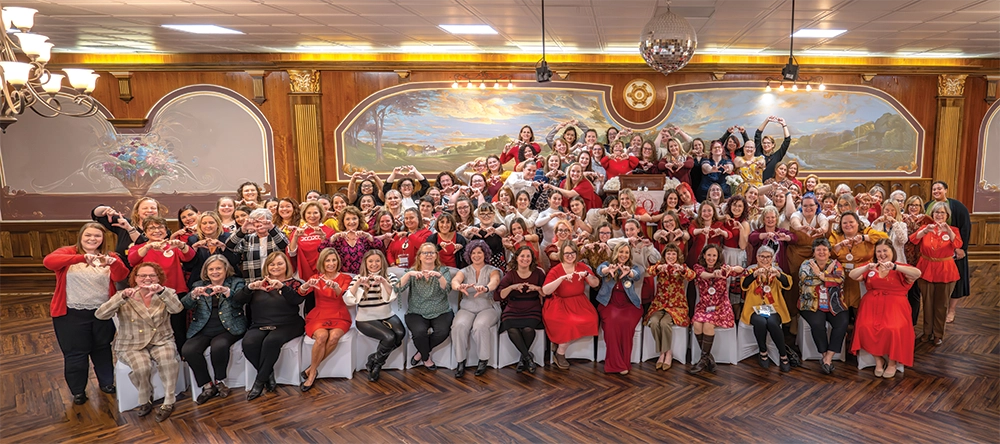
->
[297,248,353,391]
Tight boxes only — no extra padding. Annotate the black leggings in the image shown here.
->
[749,313,787,357]
[506,327,537,358]
[405,311,454,359]
[181,330,242,386]
[52,308,116,395]
[242,323,304,385]
[799,310,849,354]
[907,283,921,325]
[356,316,406,354]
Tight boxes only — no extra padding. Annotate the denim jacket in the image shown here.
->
[595,262,643,308]
[181,276,248,338]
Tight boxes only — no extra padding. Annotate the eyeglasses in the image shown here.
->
[599,231,612,236]
[146,226,166,231]
[136,274,158,279]
[562,251,577,256]
[556,229,572,233]
[420,251,437,256]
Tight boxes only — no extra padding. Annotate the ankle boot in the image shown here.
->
[455,360,467,378]
[701,335,716,372]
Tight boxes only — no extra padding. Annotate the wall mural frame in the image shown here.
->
[333,80,924,181]
[0,84,275,221]
[974,99,1000,214]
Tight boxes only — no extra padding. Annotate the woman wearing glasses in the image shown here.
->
[543,240,600,369]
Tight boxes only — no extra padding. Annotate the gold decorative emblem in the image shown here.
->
[624,78,655,111]
[937,74,967,97]
[288,69,320,93]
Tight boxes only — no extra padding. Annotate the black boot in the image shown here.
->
[246,381,265,401]
[365,353,376,374]
[369,347,392,382]
[265,373,277,392]
[702,335,716,372]
[526,352,537,374]
[474,359,489,376]
[455,360,466,378]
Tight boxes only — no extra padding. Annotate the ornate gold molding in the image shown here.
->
[287,69,320,93]
[938,74,968,97]
[110,71,133,103]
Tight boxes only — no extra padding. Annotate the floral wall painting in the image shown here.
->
[0,85,275,221]
[335,81,923,180]
[974,99,1000,214]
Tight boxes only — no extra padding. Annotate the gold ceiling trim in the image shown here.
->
[47,52,999,74]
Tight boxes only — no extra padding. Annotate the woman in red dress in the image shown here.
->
[849,239,922,378]
[298,249,353,391]
[548,162,601,211]
[595,244,644,375]
[289,201,335,280]
[385,208,433,269]
[690,244,743,374]
[646,243,695,370]
[909,201,963,345]
[499,125,541,166]
[427,212,469,269]
[686,202,729,268]
[600,140,639,180]
[542,240,600,369]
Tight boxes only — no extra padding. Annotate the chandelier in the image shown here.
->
[1,5,101,133]
[639,3,697,75]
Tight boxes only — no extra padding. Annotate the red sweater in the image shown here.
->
[600,155,639,180]
[386,228,433,268]
[128,242,197,293]
[43,246,130,317]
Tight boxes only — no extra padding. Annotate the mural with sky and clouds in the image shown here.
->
[337,82,921,178]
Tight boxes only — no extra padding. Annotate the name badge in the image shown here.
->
[398,254,409,268]
[163,249,174,258]
[707,287,716,295]
[942,235,950,241]
[706,305,716,313]
[818,287,829,310]
[845,253,854,262]
[868,271,876,278]
[623,280,632,288]
[753,304,776,317]
[763,285,771,294]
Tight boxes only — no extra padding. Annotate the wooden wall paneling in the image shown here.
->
[262,71,296,199]
[969,214,1000,258]
[960,76,990,205]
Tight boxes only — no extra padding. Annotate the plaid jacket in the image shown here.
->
[225,228,290,282]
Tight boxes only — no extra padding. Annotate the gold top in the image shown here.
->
[938,74,968,97]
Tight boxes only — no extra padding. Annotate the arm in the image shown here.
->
[42,247,86,271]
[157,288,184,314]
[279,283,306,307]
[347,173,360,203]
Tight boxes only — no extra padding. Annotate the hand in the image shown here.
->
[955,249,966,259]
[212,285,231,297]
[809,260,822,275]
[169,239,186,249]
[303,277,321,290]
[189,287,207,298]
[247,280,264,290]
[241,219,255,234]
[142,283,164,294]
[267,278,284,290]
[877,261,894,272]
[120,288,137,299]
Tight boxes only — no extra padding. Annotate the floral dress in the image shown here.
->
[691,265,735,328]
[646,264,696,326]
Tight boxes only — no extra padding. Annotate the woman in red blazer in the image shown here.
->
[43,222,130,405]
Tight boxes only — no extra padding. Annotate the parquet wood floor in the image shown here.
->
[2,262,997,443]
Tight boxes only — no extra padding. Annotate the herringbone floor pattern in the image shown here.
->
[2,262,997,443]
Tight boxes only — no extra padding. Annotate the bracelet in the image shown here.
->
[128,228,137,233]
[893,263,897,270]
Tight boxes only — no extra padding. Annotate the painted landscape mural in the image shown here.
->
[336,82,922,179]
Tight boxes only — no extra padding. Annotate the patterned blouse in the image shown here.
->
[797,258,846,314]
[646,263,696,326]
[398,266,453,319]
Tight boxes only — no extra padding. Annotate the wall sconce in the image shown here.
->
[452,72,515,90]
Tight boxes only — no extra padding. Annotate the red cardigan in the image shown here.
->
[43,246,130,318]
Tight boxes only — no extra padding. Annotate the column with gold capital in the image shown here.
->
[932,74,967,198]
[288,69,325,198]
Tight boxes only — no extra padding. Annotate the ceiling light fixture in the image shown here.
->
[792,28,847,38]
[439,24,497,35]
[161,24,243,35]
[452,72,515,91]
[639,1,698,75]
[535,0,552,82]
[1,5,101,132]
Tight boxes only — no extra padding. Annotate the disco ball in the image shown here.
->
[639,9,698,75]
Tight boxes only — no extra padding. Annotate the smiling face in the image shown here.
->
[703,247,719,267]
[665,193,678,209]
[522,162,538,178]
[568,164,583,182]
[813,244,830,262]
[615,245,631,264]
[710,142,724,157]
[418,245,437,266]
[470,175,486,190]
[762,211,777,228]
[585,131,597,145]
[554,139,568,154]
[323,253,340,273]
[757,250,774,268]
[801,197,817,215]
[469,246,486,265]
[787,163,799,177]
[427,188,441,204]
[487,157,501,173]
[520,126,533,142]
[80,227,104,253]
[641,142,655,160]
[332,195,347,214]
[516,248,533,269]
[775,164,788,178]
[137,200,159,221]
[419,200,434,217]
[932,183,947,201]
[455,200,471,218]
[344,212,360,231]
[692,140,705,156]
[667,139,681,156]
[267,255,288,279]
[516,193,530,210]
[840,214,859,235]
[708,185,722,201]
[235,209,249,226]
[378,214,394,231]
[303,206,322,225]
[555,224,572,240]
[578,151,591,168]
[399,180,414,197]
[206,260,227,283]
[548,192,563,209]
[145,222,167,241]
[762,137,774,151]
[591,144,604,159]
[278,201,294,220]
[403,211,419,231]
[365,254,383,275]
[699,204,715,222]
[630,135,642,147]
[805,177,818,191]
[179,209,199,228]
[134,264,161,286]
[241,185,258,202]
[438,175,453,189]
[932,206,948,223]
[624,221,640,238]
[875,244,893,262]
[360,196,376,212]
[385,192,402,210]
[745,187,758,204]
[199,215,219,237]
[664,250,678,264]
[730,199,745,217]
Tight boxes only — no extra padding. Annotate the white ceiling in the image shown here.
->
[6,0,1000,57]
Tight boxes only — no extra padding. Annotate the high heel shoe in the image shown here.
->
[527,353,537,374]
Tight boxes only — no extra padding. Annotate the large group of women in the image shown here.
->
[44,115,971,421]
